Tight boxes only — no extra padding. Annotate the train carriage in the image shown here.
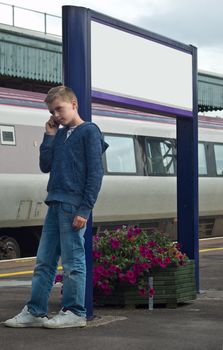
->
[0,87,223,258]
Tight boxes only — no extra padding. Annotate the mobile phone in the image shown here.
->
[49,115,60,128]
[52,117,60,127]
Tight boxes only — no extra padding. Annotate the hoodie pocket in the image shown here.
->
[61,203,77,216]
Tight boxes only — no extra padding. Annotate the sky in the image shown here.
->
[1,0,223,76]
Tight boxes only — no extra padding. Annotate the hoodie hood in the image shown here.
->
[101,138,109,153]
[90,122,109,153]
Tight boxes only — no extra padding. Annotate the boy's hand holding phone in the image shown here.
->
[45,116,60,135]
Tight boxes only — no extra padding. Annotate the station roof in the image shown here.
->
[0,24,223,112]
[0,24,62,84]
[198,71,223,112]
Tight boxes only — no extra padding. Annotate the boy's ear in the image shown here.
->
[72,99,78,109]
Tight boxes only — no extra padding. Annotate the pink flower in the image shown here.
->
[128,277,137,284]
[146,250,154,259]
[138,288,146,296]
[101,282,110,290]
[154,257,162,264]
[149,287,155,297]
[126,270,135,281]
[93,251,102,259]
[133,263,141,274]
[159,262,167,268]
[99,282,112,295]
[102,269,111,277]
[127,228,134,239]
[95,265,105,274]
[109,237,120,249]
[109,265,117,273]
[157,247,166,254]
[118,273,126,281]
[55,275,63,283]
[133,227,141,235]
[147,241,157,248]
[139,245,147,257]
[141,262,150,270]
[164,257,171,265]
[93,235,99,242]
[115,266,121,273]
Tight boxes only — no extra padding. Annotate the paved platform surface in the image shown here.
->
[0,238,223,350]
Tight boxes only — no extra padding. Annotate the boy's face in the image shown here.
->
[48,97,77,127]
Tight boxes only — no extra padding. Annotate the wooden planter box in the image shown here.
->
[94,261,197,308]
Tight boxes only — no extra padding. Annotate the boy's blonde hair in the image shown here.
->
[45,85,78,108]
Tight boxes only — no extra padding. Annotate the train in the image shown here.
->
[0,87,223,259]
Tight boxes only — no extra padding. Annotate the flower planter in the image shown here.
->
[94,260,196,309]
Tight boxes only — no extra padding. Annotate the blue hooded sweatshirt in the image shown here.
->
[39,122,108,219]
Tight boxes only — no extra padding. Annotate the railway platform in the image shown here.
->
[0,237,223,350]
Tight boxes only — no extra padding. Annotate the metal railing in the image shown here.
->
[0,2,62,36]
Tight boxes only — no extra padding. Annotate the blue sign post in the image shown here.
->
[62,7,93,318]
[177,51,199,290]
[62,6,199,319]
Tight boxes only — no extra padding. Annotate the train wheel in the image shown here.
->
[0,236,21,259]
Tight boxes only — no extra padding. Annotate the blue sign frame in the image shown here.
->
[62,6,198,318]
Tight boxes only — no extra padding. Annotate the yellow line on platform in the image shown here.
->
[0,248,223,278]
[199,247,223,253]
[0,265,62,278]
[0,270,33,278]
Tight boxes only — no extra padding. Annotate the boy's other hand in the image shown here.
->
[72,215,87,230]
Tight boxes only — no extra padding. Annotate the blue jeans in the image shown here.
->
[27,202,86,317]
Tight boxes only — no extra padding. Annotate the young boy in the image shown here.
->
[5,85,108,328]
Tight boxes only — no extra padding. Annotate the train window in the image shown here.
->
[0,125,16,145]
[214,144,223,176]
[145,138,176,175]
[198,143,207,175]
[104,135,136,173]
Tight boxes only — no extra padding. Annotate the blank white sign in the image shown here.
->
[91,21,193,112]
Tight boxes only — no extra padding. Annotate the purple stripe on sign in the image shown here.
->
[92,90,193,118]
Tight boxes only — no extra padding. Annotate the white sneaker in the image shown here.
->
[4,306,48,328]
[44,309,87,329]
